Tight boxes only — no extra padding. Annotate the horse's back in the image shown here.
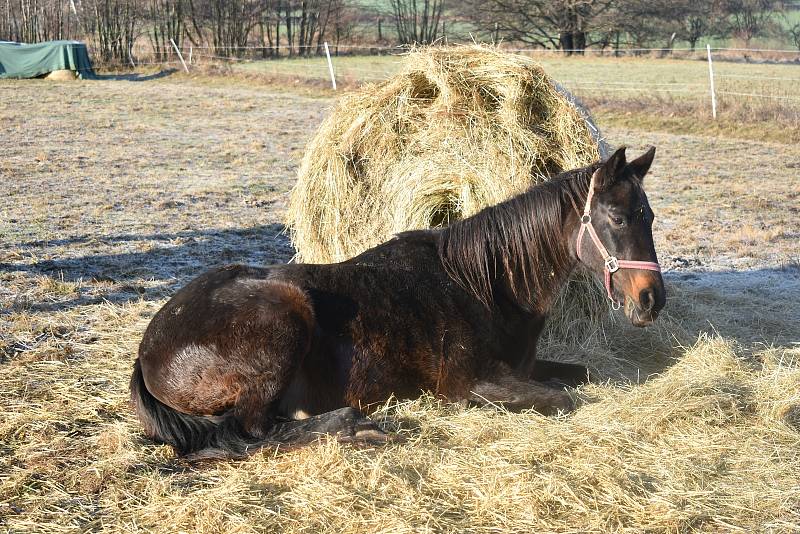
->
[344,230,441,269]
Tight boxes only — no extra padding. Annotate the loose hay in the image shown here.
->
[2,306,799,532]
[44,69,77,81]
[4,64,800,534]
[287,45,610,342]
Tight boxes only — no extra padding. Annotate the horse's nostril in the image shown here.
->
[639,288,655,312]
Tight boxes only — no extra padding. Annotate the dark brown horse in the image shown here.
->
[131,146,665,459]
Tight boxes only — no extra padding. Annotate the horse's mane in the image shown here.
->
[438,163,599,312]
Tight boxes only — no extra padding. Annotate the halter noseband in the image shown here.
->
[576,173,661,310]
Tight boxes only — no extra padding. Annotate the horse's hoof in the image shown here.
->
[555,392,577,415]
[541,391,576,416]
[337,418,397,446]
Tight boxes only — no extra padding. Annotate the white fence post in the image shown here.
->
[706,44,717,119]
[189,45,193,65]
[171,38,190,73]
[324,41,337,90]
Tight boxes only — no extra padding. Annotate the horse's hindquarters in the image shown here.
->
[137,266,316,436]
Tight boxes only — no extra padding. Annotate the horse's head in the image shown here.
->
[576,146,666,327]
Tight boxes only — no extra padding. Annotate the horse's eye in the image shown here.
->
[611,216,625,226]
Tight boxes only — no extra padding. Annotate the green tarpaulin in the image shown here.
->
[0,40,96,79]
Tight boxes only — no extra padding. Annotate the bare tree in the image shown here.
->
[723,0,779,46]
[149,0,185,61]
[0,0,75,42]
[788,21,800,51]
[668,0,729,51]
[87,0,140,63]
[462,0,614,54]
[390,0,444,44]
[256,0,279,57]
[184,0,262,56]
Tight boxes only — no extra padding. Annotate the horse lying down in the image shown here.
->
[131,147,665,459]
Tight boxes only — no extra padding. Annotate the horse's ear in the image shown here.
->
[593,146,627,192]
[626,146,656,183]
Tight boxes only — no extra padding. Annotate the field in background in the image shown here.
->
[230,51,800,142]
[1,69,799,532]
[233,51,800,97]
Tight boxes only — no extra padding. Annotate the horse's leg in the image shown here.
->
[530,360,591,388]
[509,316,590,387]
[266,407,390,445]
[469,361,575,415]
[182,407,390,460]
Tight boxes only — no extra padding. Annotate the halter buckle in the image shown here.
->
[580,214,591,225]
[605,256,620,273]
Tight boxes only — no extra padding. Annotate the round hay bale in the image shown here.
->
[45,69,78,81]
[288,45,613,339]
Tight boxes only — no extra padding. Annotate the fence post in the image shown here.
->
[706,44,717,119]
[188,45,193,65]
[324,41,337,90]
[171,38,189,73]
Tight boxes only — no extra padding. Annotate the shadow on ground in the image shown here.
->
[0,223,293,311]
[540,265,800,384]
[3,230,798,355]
[94,69,177,82]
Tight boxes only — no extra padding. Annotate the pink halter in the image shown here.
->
[577,173,661,310]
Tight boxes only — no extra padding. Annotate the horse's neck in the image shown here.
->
[438,177,587,314]
[498,192,581,313]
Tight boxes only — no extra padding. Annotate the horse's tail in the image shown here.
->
[130,359,263,459]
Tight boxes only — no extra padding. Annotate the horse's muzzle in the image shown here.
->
[625,286,666,327]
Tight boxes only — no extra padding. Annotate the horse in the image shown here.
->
[130,146,665,459]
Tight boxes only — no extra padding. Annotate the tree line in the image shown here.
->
[1,0,798,64]
[465,0,798,54]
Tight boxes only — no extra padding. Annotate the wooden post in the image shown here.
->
[188,45,193,64]
[171,38,189,73]
[706,44,717,119]
[324,41,336,90]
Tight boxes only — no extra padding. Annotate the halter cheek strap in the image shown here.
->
[577,173,661,310]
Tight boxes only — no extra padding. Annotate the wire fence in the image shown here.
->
[124,43,800,116]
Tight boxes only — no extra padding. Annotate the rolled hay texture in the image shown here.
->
[288,45,612,341]
[45,69,77,80]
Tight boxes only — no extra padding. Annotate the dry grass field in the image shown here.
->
[1,72,799,532]
[235,53,800,143]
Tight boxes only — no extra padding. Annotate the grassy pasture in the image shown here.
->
[233,52,800,101]
[1,68,800,533]
[234,52,800,142]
